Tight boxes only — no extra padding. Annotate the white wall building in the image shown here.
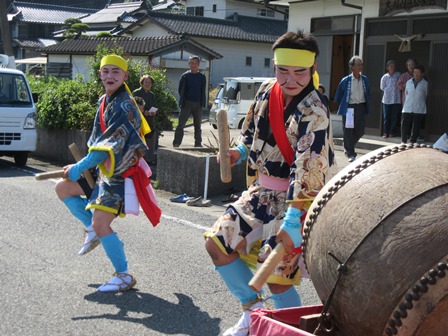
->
[283,0,448,140]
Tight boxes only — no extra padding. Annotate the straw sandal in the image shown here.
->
[97,272,137,292]
[78,229,100,255]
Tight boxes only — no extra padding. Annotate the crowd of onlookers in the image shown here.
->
[328,56,430,162]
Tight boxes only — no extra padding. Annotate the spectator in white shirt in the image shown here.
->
[380,60,401,138]
[401,65,428,144]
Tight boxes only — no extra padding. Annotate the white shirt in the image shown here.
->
[349,76,365,104]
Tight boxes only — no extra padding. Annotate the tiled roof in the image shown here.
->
[14,38,58,49]
[9,1,96,24]
[38,35,222,59]
[124,11,287,43]
[81,2,145,25]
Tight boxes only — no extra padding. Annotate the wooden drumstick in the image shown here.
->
[217,109,232,183]
[68,143,95,189]
[249,242,286,292]
[35,170,64,180]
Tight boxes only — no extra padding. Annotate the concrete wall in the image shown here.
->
[33,128,247,197]
[157,147,247,197]
[34,128,91,164]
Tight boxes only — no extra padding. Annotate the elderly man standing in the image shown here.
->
[173,55,207,148]
[334,56,370,162]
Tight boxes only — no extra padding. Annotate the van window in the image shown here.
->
[224,81,240,101]
[224,80,265,103]
[0,73,32,105]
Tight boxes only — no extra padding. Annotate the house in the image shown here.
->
[118,10,287,86]
[79,1,150,36]
[39,34,222,85]
[182,0,287,21]
[38,0,287,102]
[6,1,96,60]
[282,0,448,141]
[76,0,287,86]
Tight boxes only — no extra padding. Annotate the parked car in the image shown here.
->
[208,83,224,129]
[209,77,271,129]
[0,55,37,167]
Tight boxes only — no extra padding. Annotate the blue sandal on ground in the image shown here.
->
[169,193,190,203]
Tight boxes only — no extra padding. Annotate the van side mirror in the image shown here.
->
[32,92,39,103]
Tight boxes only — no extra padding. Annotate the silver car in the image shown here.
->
[208,83,224,129]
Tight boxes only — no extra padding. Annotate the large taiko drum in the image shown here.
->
[302,144,448,336]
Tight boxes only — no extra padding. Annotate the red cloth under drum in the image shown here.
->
[250,305,323,336]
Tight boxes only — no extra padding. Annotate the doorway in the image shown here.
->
[329,35,355,112]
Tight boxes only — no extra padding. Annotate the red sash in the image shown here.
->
[99,96,107,133]
[268,82,294,165]
[122,165,161,227]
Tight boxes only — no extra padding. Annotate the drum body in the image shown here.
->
[302,145,448,336]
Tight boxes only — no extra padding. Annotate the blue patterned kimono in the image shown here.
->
[85,85,147,215]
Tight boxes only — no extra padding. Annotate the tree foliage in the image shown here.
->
[62,18,90,40]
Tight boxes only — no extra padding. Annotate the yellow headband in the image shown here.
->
[100,55,128,72]
[274,48,316,67]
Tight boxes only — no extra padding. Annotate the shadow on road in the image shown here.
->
[72,289,221,335]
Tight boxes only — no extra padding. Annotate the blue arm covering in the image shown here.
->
[280,207,303,248]
[235,143,248,165]
[68,150,108,182]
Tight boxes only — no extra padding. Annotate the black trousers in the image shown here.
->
[342,103,366,157]
[401,113,425,143]
[173,100,202,146]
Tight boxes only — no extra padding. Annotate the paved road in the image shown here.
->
[0,121,377,336]
[0,156,323,336]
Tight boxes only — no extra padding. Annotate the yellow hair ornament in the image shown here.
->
[313,71,319,89]
[274,48,316,68]
[123,83,151,138]
[100,55,128,72]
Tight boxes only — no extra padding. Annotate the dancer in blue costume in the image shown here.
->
[55,55,160,292]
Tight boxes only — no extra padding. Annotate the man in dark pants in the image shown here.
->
[173,55,206,148]
[334,56,371,162]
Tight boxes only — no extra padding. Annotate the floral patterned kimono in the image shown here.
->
[205,78,337,286]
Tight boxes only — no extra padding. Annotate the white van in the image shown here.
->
[0,55,37,166]
[209,77,271,129]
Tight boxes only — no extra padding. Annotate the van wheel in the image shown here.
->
[238,119,244,129]
[14,152,28,167]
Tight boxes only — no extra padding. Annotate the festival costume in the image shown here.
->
[205,76,337,334]
[62,55,161,291]
[205,46,336,335]
[206,76,336,279]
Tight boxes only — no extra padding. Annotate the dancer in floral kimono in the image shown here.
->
[204,31,337,336]
[55,55,161,292]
